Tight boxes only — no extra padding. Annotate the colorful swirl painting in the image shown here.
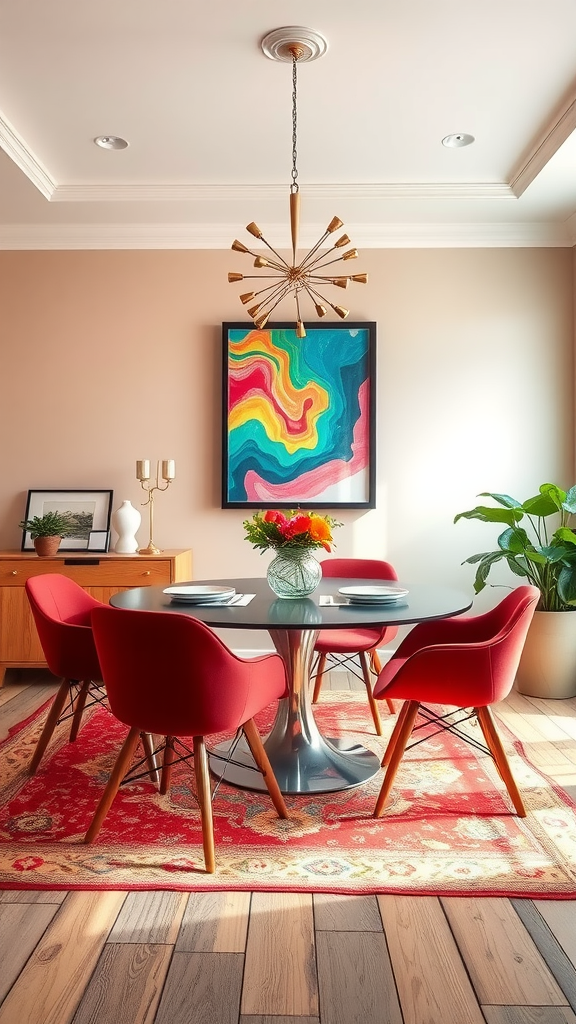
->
[222,322,375,508]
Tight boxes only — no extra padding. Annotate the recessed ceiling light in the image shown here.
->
[442,133,475,148]
[94,136,128,150]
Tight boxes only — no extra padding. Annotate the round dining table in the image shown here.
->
[111,576,473,795]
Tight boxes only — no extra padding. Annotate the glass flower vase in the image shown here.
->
[267,547,322,599]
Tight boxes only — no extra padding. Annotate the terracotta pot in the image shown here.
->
[515,609,576,698]
[33,535,61,557]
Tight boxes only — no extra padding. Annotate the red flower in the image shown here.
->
[283,513,312,539]
[263,510,288,529]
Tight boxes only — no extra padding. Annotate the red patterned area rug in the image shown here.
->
[1,692,576,896]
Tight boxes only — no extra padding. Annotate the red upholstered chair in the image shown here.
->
[85,605,289,873]
[371,585,540,818]
[25,574,108,774]
[312,558,398,734]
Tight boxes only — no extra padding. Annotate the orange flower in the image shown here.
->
[308,514,333,551]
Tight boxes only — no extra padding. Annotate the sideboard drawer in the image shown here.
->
[0,559,173,587]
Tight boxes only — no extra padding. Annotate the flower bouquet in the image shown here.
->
[244,510,341,598]
[243,509,340,553]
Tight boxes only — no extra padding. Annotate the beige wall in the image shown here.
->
[1,247,573,645]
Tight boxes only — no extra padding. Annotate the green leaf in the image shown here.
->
[522,493,559,517]
[506,558,530,578]
[524,549,548,566]
[557,565,576,606]
[467,551,506,594]
[539,483,567,510]
[462,550,499,565]
[541,540,573,565]
[562,485,576,514]
[554,527,576,547]
[497,527,530,553]
[477,492,522,508]
[454,506,521,526]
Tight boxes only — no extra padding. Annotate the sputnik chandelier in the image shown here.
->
[228,27,367,339]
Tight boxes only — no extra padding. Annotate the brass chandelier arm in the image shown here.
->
[304,251,359,274]
[254,237,292,271]
[296,231,335,272]
[251,280,297,318]
[232,238,288,274]
[254,283,299,329]
[302,281,350,319]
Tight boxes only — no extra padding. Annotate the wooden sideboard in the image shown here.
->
[0,548,193,685]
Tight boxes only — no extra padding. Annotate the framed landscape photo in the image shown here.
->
[20,489,114,551]
[222,322,376,509]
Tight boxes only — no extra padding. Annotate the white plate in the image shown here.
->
[345,594,408,605]
[338,585,409,604]
[163,585,236,604]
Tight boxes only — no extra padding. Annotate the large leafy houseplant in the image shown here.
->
[454,483,576,611]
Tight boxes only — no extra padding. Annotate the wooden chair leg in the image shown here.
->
[369,648,395,714]
[370,646,382,675]
[476,705,526,817]
[243,718,288,819]
[381,699,410,766]
[374,700,420,818]
[160,736,176,795]
[312,653,327,704]
[194,736,215,873]
[84,726,141,843]
[359,652,384,736]
[69,680,91,742]
[29,678,71,774]
[140,731,161,787]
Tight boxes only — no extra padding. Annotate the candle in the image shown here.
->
[161,459,176,481]
[136,459,150,481]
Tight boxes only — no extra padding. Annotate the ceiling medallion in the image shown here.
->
[228,27,367,339]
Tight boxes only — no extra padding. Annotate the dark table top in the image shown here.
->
[110,577,473,630]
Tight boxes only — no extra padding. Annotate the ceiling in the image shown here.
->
[2,0,576,249]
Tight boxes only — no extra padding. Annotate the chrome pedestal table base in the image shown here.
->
[208,627,381,795]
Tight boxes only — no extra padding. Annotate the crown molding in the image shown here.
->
[0,220,571,250]
[50,181,515,203]
[0,114,56,199]
[510,92,576,198]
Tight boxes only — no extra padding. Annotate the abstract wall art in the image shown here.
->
[222,322,376,508]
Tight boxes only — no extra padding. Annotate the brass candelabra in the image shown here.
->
[136,459,175,555]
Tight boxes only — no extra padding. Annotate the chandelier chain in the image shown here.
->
[291,54,299,194]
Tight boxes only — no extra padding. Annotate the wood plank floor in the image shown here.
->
[1,667,576,1024]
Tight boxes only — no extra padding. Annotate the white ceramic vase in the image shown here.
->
[112,499,141,554]
[515,609,576,698]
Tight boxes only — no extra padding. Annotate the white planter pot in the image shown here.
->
[515,609,576,698]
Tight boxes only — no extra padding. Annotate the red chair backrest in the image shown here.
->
[91,605,287,737]
[375,585,540,706]
[477,586,540,702]
[320,558,398,581]
[25,574,102,680]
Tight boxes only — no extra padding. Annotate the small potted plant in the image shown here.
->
[19,511,76,557]
[454,482,576,697]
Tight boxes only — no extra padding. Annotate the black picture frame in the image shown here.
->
[87,529,111,553]
[20,489,114,551]
[222,322,376,509]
